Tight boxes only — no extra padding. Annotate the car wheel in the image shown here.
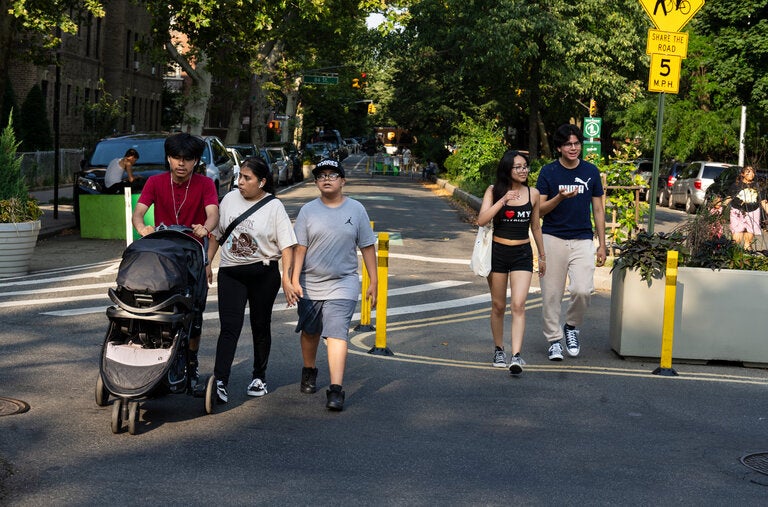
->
[685,194,696,214]
[658,189,667,207]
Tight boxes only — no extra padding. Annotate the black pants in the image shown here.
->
[213,261,281,385]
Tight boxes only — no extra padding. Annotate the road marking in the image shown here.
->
[347,332,768,386]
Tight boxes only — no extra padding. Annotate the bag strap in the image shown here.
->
[218,194,275,246]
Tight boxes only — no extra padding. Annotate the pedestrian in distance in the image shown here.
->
[291,158,378,411]
[206,157,298,404]
[477,150,546,376]
[131,132,220,382]
[724,165,768,250]
[104,148,139,193]
[535,124,606,361]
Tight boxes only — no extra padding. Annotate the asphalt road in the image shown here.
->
[2,155,768,505]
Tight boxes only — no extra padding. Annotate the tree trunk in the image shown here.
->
[283,76,302,145]
[165,42,211,135]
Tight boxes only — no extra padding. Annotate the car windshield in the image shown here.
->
[703,165,726,179]
[266,148,284,161]
[90,139,166,166]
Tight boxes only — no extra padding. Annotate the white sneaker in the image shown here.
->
[246,378,268,397]
[508,355,526,375]
[492,348,507,368]
[216,380,228,403]
[548,341,564,361]
[563,325,580,357]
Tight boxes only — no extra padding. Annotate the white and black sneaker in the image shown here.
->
[563,325,580,357]
[508,354,526,375]
[246,378,268,397]
[216,380,228,404]
[492,348,507,368]
[548,341,564,361]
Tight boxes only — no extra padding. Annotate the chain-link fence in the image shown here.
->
[19,149,85,190]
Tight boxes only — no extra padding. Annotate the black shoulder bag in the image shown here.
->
[218,194,276,246]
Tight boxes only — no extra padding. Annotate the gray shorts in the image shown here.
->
[295,298,357,341]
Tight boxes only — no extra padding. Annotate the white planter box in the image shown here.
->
[610,267,768,365]
[0,220,41,277]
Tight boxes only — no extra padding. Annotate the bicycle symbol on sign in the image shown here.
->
[654,0,691,16]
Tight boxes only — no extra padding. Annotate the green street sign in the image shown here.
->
[582,141,601,159]
[583,117,602,140]
[303,75,339,85]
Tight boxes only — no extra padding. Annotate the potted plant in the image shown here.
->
[0,112,43,277]
[609,208,768,365]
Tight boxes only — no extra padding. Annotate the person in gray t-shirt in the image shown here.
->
[290,158,378,411]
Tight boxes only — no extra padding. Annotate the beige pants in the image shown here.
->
[540,234,595,343]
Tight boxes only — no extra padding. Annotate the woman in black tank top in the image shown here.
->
[476,150,546,375]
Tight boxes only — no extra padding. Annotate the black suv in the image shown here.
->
[75,133,234,221]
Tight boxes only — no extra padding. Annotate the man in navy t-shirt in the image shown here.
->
[535,124,606,361]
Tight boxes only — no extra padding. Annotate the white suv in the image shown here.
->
[669,161,733,214]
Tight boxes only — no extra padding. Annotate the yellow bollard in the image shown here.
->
[369,232,393,356]
[355,221,375,331]
[653,250,679,376]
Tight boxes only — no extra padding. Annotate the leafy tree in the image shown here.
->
[18,84,52,151]
[79,79,126,151]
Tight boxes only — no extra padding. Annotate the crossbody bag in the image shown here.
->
[218,194,276,246]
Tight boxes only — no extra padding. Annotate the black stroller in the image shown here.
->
[95,226,217,434]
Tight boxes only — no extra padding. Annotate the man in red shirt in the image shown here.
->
[131,132,220,382]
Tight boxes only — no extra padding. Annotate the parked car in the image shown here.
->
[657,161,688,207]
[631,159,655,202]
[669,161,734,214]
[282,143,304,182]
[226,143,259,159]
[258,147,280,186]
[318,129,348,160]
[263,146,294,185]
[304,142,332,162]
[226,147,245,189]
[74,133,234,222]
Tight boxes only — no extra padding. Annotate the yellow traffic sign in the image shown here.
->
[638,0,705,32]
[648,54,682,94]
[646,29,688,58]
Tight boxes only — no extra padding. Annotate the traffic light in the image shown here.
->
[360,72,368,88]
[268,120,281,130]
[367,102,376,114]
[589,99,597,117]
[352,78,360,89]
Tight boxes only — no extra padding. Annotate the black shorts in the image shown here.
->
[491,241,533,273]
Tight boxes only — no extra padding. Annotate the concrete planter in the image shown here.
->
[610,267,768,365]
[0,221,41,277]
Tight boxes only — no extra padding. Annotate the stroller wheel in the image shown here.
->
[111,399,124,434]
[95,374,110,407]
[127,401,140,435]
[204,375,217,415]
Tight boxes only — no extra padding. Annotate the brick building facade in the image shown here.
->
[9,1,164,149]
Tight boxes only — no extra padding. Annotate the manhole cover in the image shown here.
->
[0,397,30,416]
[741,452,768,476]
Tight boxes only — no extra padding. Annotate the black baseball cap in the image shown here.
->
[312,158,345,178]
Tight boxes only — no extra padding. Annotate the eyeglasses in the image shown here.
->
[562,142,582,149]
[315,173,341,181]
[512,165,529,172]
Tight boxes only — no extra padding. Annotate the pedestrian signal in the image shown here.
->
[367,102,376,114]
[352,78,360,89]
[589,99,597,117]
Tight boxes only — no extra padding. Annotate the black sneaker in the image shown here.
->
[326,384,345,411]
[301,367,318,394]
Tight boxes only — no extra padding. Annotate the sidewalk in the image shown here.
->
[31,187,77,240]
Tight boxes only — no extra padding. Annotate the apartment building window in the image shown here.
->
[95,18,101,55]
[66,85,71,116]
[85,14,92,57]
